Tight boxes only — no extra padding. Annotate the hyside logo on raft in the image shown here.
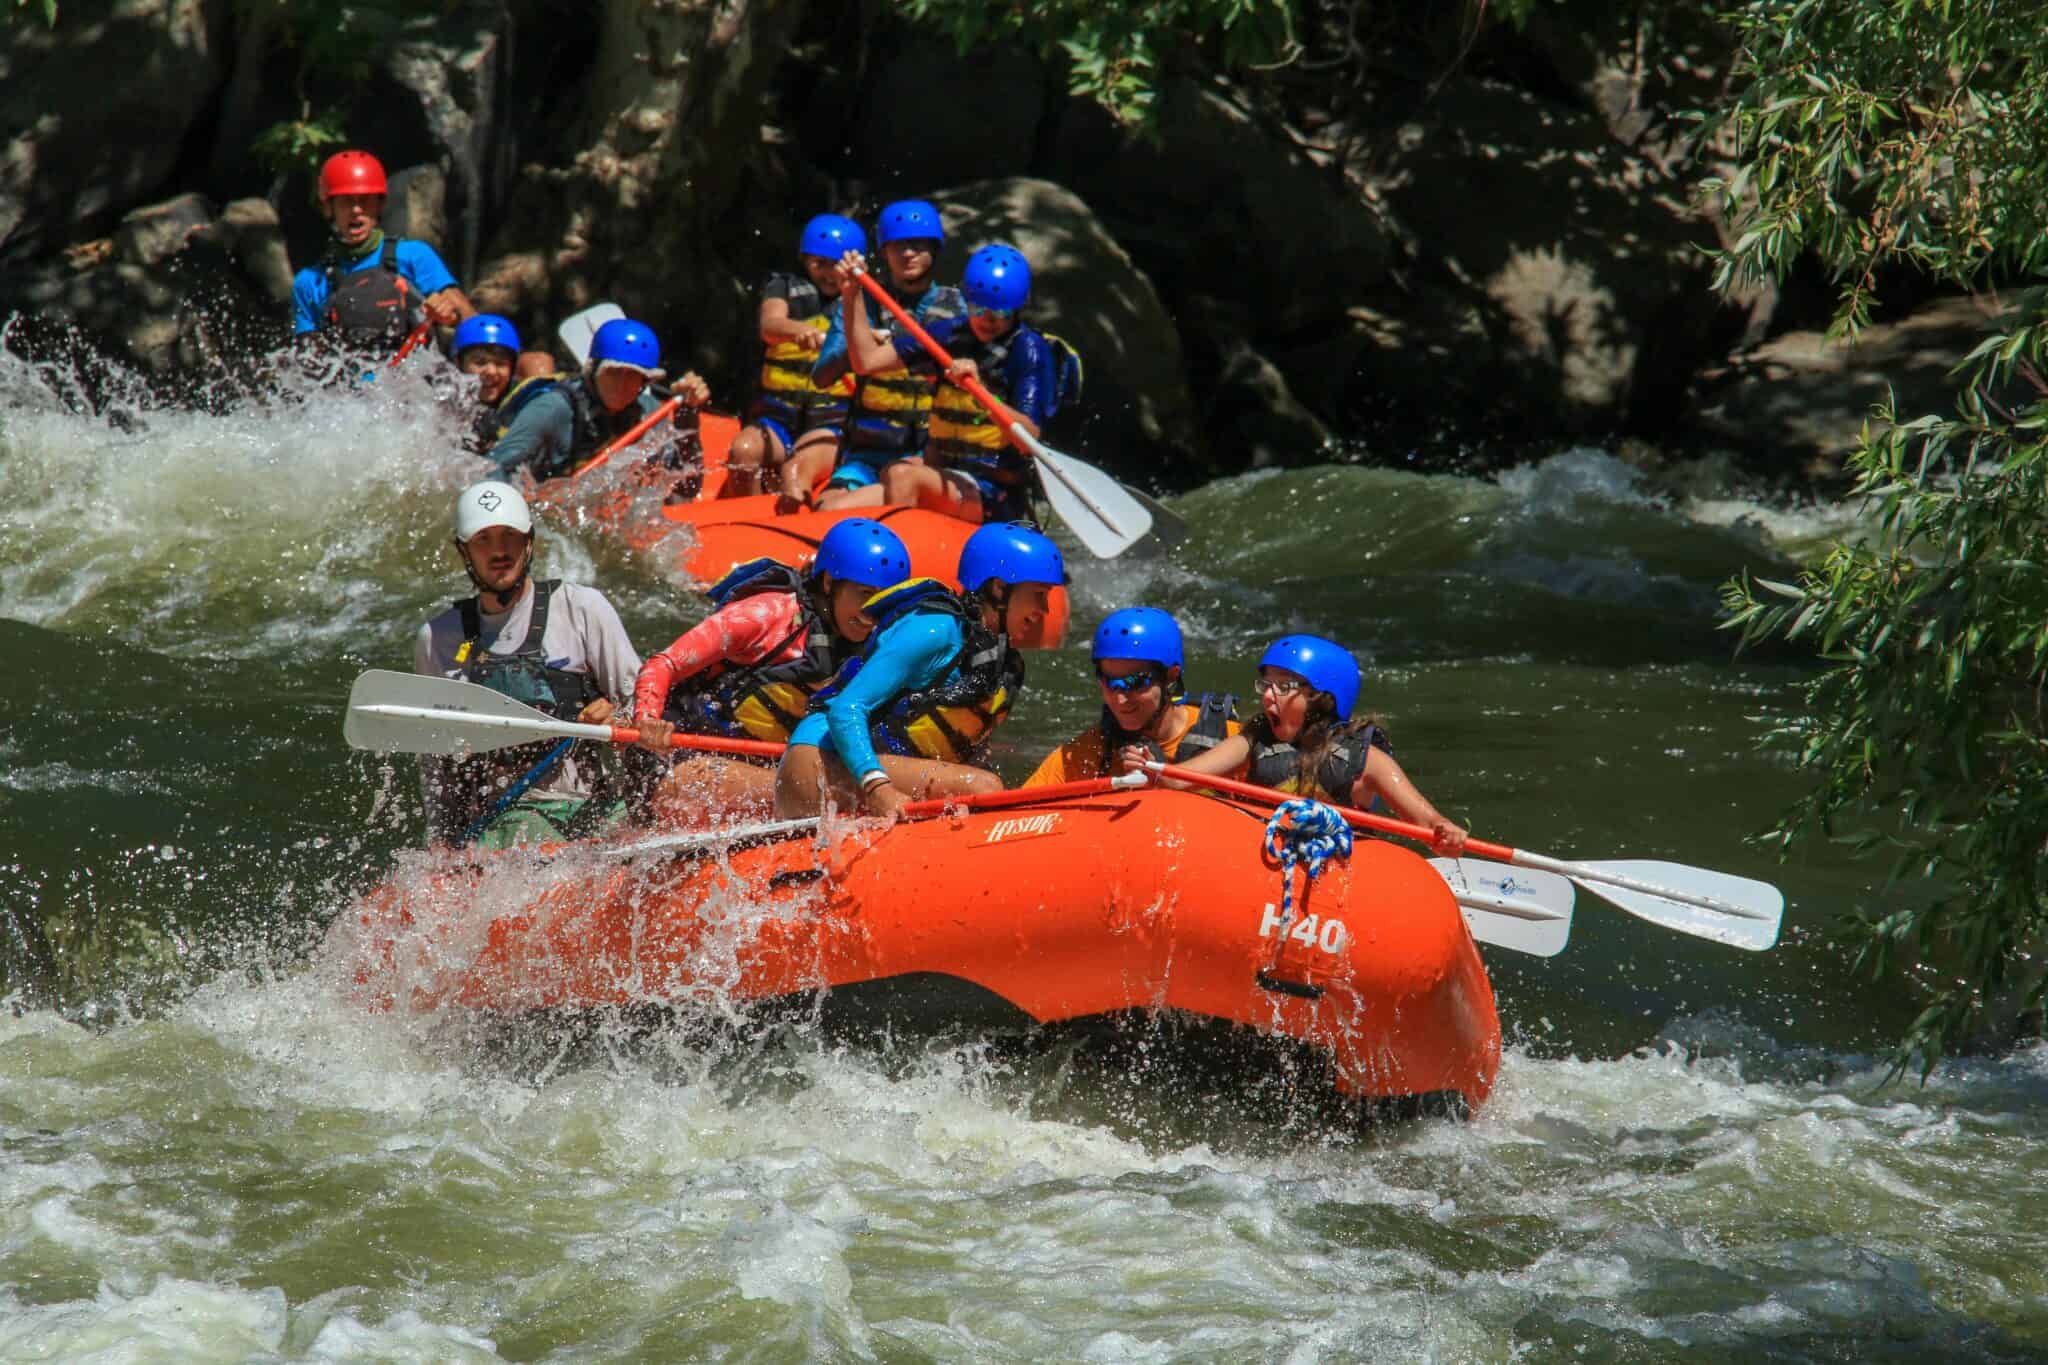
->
[1258,903,1350,955]
[979,813,1063,845]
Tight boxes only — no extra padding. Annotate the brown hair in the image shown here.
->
[1246,691,1383,793]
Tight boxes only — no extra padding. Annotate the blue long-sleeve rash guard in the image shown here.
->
[786,610,963,783]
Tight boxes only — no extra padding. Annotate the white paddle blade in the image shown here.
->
[1575,859,1784,952]
[1020,438,1154,559]
[344,670,574,757]
[1432,857,1573,958]
[557,303,624,366]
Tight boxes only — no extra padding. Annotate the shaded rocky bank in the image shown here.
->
[0,0,1975,485]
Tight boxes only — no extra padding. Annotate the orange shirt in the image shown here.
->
[1021,704,1242,788]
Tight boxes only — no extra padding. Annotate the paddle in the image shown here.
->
[348,673,1575,947]
[1430,857,1573,957]
[557,302,625,367]
[568,396,686,480]
[344,669,782,759]
[1143,761,1783,952]
[388,320,434,367]
[851,270,1156,559]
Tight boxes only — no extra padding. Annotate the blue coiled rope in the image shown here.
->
[1263,799,1353,931]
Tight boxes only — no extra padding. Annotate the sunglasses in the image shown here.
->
[1096,666,1164,694]
[1254,675,1310,698]
[967,304,1017,322]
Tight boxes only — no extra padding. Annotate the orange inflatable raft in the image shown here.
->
[659,414,976,588]
[341,787,1503,1115]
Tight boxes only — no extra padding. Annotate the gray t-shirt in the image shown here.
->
[413,578,643,809]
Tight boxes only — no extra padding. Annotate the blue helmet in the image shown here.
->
[958,522,1067,593]
[1092,607,1183,671]
[588,318,664,376]
[1259,634,1361,722]
[813,518,911,591]
[963,244,1031,312]
[453,314,520,357]
[877,199,945,248]
[799,213,865,260]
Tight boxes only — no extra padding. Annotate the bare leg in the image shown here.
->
[723,426,786,500]
[650,754,778,828]
[777,432,840,512]
[775,745,999,818]
[816,482,887,511]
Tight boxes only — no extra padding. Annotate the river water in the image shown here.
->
[3,343,2044,1362]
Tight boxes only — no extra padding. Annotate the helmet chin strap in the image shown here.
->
[457,537,535,607]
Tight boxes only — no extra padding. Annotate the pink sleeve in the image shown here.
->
[632,593,802,718]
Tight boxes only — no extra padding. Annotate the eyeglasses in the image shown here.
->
[1096,666,1164,694]
[1254,675,1309,698]
[967,304,1017,322]
[889,240,938,257]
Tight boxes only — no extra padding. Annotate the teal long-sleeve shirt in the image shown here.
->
[785,610,964,783]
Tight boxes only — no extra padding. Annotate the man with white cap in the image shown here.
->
[485,316,710,481]
[413,479,648,848]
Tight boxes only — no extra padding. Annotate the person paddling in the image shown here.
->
[629,519,913,822]
[290,151,473,350]
[854,244,1080,525]
[486,317,709,482]
[1163,634,1467,853]
[775,522,1069,818]
[1022,607,1237,787]
[722,213,864,504]
[413,480,649,849]
[812,200,965,510]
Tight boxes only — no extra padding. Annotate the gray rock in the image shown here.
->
[1368,78,1727,432]
[931,177,1198,479]
[1691,297,1987,475]
[115,193,218,269]
[382,165,450,254]
[1050,76,1394,337]
[1,0,231,257]
[216,198,294,308]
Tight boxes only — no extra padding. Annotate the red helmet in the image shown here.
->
[318,150,387,200]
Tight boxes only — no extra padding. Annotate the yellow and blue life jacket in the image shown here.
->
[752,273,857,435]
[844,284,965,456]
[808,577,1022,764]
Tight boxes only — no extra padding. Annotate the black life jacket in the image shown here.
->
[321,239,423,347]
[663,559,849,743]
[436,581,604,827]
[1246,722,1392,805]
[1101,692,1238,765]
[808,578,1023,764]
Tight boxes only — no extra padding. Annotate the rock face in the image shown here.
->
[931,178,1196,478]
[1691,297,1988,476]
[1,192,291,374]
[1365,78,1728,436]
[1,0,231,258]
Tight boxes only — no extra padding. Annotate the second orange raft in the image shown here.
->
[342,788,1503,1115]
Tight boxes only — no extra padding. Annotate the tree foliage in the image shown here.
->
[891,0,1301,124]
[1712,0,2048,1066]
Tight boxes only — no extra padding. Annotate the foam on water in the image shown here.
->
[4,965,2046,1361]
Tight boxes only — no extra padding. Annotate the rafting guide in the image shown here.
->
[413,480,651,848]
[290,150,474,353]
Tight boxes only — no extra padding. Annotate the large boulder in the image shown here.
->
[0,192,291,374]
[1,0,232,258]
[845,33,1047,196]
[1049,76,1395,338]
[1691,296,1988,477]
[1364,78,1731,435]
[931,178,1197,481]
